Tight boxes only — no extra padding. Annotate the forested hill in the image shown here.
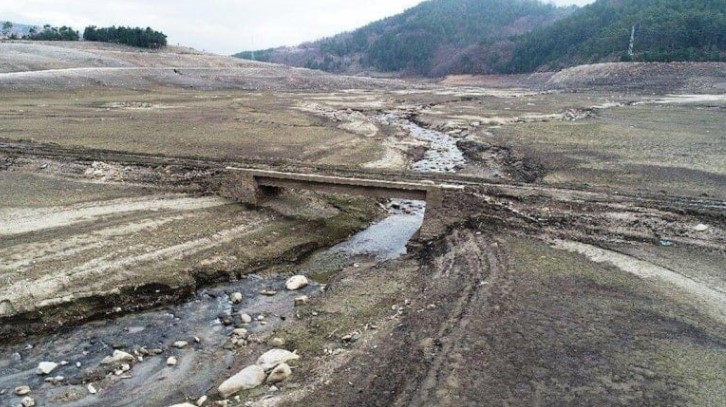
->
[234,0,572,76]
[507,0,726,73]
[234,0,725,76]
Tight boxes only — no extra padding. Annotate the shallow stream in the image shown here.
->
[0,116,465,406]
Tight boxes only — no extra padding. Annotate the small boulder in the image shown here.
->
[21,397,36,407]
[167,356,178,366]
[286,275,309,291]
[173,341,189,349]
[36,361,58,375]
[266,363,292,384]
[218,365,266,398]
[14,386,30,396]
[257,349,300,371]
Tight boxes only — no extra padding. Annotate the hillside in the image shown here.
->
[508,0,726,72]
[235,0,726,76]
[0,41,403,91]
[234,0,573,76]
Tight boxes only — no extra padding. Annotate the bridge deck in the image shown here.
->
[226,167,460,205]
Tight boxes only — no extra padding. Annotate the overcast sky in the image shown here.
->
[1,0,595,55]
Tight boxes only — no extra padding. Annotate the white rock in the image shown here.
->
[87,383,97,394]
[167,356,178,366]
[36,361,58,375]
[196,395,208,406]
[294,295,309,306]
[14,386,30,396]
[173,341,189,349]
[218,365,266,398]
[266,363,292,384]
[256,349,300,371]
[285,275,309,291]
[270,337,285,347]
[21,397,36,407]
[240,313,253,324]
[101,350,135,365]
[229,292,243,304]
[167,403,196,407]
[694,224,709,232]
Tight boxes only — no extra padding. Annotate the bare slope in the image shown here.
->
[0,41,404,91]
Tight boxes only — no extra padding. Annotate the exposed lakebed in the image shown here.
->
[0,117,466,406]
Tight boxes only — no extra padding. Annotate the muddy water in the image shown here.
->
[0,116,465,406]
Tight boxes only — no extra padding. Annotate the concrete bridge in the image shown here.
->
[224,168,463,239]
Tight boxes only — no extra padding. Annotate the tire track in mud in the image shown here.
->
[553,240,726,324]
[0,195,230,236]
[404,230,511,407]
[0,215,187,271]
[0,213,273,316]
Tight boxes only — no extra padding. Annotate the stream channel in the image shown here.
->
[0,116,465,407]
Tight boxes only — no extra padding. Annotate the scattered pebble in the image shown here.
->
[87,383,98,394]
[14,386,30,396]
[21,396,35,407]
[167,356,178,366]
[101,350,135,365]
[196,395,208,406]
[259,289,277,296]
[270,337,285,347]
[173,341,189,349]
[231,328,248,338]
[240,313,253,324]
[694,224,709,232]
[294,295,309,306]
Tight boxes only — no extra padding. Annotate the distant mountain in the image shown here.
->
[507,0,726,73]
[234,0,573,76]
[235,0,726,76]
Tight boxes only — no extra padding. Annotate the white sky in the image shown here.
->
[0,0,595,55]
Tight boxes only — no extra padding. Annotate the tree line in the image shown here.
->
[506,0,725,72]
[83,26,167,49]
[5,23,167,49]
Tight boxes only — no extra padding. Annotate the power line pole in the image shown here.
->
[628,24,636,58]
